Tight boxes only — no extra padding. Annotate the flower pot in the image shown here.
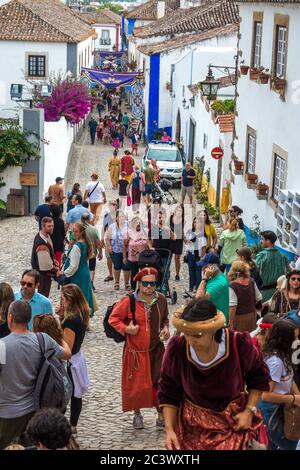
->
[234,160,244,171]
[260,73,270,84]
[271,77,286,91]
[247,173,258,184]
[240,65,249,75]
[257,184,269,200]
[250,68,260,81]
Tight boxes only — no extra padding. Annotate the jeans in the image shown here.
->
[259,400,298,450]
[187,252,202,291]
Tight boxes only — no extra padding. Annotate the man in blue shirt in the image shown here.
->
[15,269,53,330]
[66,194,93,229]
[34,195,52,229]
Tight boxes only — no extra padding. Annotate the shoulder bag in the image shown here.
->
[87,182,99,199]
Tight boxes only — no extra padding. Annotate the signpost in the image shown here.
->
[211,147,224,160]
[19,173,38,214]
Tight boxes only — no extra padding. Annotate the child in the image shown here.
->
[118,171,129,211]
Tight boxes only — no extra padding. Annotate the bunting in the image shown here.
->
[81,67,144,89]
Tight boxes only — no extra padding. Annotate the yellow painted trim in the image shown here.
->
[186,328,230,371]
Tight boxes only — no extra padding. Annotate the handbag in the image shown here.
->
[284,402,300,440]
[127,194,132,207]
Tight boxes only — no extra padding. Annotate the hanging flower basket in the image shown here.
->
[240,65,249,75]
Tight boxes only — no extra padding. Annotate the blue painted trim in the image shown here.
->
[158,126,172,136]
[127,19,136,35]
[121,16,125,51]
[244,225,295,261]
[147,53,160,140]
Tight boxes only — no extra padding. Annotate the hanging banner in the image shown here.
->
[81,67,144,88]
[93,50,128,70]
[131,82,144,120]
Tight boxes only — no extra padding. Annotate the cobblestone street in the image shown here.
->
[0,128,190,450]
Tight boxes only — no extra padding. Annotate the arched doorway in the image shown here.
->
[175,109,181,142]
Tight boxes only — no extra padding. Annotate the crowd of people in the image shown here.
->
[1,94,300,452]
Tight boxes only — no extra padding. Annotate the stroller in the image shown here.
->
[138,249,177,304]
[152,178,178,205]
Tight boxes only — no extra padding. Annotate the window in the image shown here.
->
[28,55,46,77]
[246,127,256,174]
[253,22,262,67]
[102,30,110,39]
[276,26,287,77]
[273,154,286,200]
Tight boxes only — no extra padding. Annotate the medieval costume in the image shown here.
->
[109,268,169,412]
[255,248,290,301]
[108,156,121,188]
[157,308,270,450]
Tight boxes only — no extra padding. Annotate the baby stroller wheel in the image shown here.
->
[171,290,178,305]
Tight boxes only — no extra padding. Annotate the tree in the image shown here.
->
[35,76,92,125]
[97,2,123,15]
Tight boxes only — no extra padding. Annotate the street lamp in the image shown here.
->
[40,84,52,97]
[199,63,237,102]
[182,98,189,109]
[199,67,220,102]
[189,95,195,107]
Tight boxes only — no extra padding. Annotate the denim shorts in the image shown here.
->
[111,252,131,271]
[143,183,153,195]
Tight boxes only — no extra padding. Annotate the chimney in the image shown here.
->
[157,0,166,19]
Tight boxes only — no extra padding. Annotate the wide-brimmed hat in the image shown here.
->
[172,306,226,336]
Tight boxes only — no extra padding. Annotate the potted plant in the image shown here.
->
[246,173,258,185]
[259,68,270,84]
[166,81,171,91]
[271,76,286,91]
[249,67,260,81]
[232,158,244,175]
[240,61,249,76]
[257,182,269,200]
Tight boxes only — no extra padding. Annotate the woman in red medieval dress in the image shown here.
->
[108,267,170,429]
[158,298,271,450]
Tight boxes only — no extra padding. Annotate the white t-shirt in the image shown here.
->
[265,355,293,395]
[86,181,105,203]
[190,330,226,367]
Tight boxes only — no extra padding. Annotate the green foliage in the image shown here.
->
[153,130,164,140]
[0,199,6,209]
[97,2,123,14]
[0,123,40,191]
[211,99,235,116]
[249,214,264,255]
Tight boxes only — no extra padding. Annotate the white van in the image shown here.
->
[142,141,184,186]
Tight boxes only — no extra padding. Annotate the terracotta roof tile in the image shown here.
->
[236,0,300,3]
[126,0,180,20]
[133,0,239,38]
[81,9,122,25]
[138,23,238,55]
[217,114,234,133]
[0,0,95,43]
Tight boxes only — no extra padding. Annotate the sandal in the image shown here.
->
[104,276,113,282]
[114,283,120,290]
[126,284,132,291]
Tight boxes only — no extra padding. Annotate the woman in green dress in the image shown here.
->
[58,223,94,315]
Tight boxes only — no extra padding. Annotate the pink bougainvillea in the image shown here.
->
[35,78,92,124]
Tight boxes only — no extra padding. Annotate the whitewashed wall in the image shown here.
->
[0,41,67,119]
[232,3,300,231]
[43,118,74,194]
[0,166,22,202]
[77,36,94,76]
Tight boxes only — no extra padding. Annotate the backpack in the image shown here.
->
[103,294,136,343]
[34,333,73,410]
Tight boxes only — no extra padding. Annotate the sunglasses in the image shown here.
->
[290,277,300,282]
[141,281,156,287]
[20,281,34,288]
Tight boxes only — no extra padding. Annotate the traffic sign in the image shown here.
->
[211,147,224,160]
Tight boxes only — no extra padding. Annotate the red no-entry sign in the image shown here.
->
[211,147,224,160]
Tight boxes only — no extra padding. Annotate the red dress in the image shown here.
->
[109,293,169,412]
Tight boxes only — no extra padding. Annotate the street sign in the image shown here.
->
[19,173,38,186]
[211,147,224,160]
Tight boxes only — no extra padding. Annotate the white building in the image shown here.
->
[170,27,237,207]
[0,0,96,118]
[81,9,122,51]
[232,0,300,257]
